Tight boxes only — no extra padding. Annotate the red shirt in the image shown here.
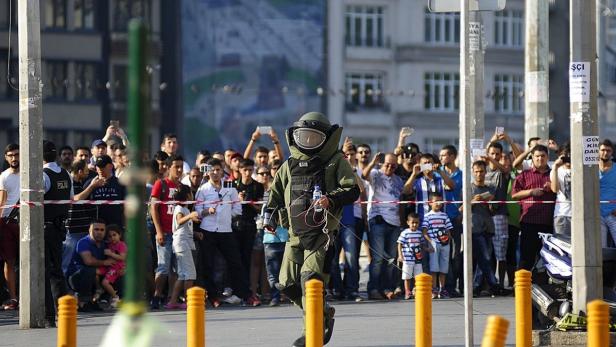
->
[151,178,179,233]
[511,166,556,226]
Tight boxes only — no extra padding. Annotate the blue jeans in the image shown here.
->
[155,233,174,276]
[62,232,88,276]
[263,242,285,300]
[367,218,401,293]
[338,219,363,294]
[472,233,498,288]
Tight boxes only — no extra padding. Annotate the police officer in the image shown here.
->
[43,140,72,326]
[266,112,359,346]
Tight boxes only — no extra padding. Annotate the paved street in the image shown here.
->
[0,297,516,347]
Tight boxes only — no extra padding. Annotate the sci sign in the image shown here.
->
[582,136,599,165]
[428,0,506,12]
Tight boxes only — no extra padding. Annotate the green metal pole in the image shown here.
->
[123,19,148,312]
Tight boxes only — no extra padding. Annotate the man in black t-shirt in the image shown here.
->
[233,159,264,297]
[84,155,126,228]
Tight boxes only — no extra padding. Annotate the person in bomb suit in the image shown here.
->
[265,112,360,347]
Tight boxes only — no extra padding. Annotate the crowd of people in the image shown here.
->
[1,121,616,327]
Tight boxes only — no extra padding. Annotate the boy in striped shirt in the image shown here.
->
[422,192,453,298]
[397,212,425,300]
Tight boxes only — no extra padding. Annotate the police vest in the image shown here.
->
[287,156,328,239]
[43,168,71,223]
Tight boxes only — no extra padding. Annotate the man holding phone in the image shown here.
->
[362,152,405,300]
[551,143,572,236]
[404,153,455,222]
[244,126,284,168]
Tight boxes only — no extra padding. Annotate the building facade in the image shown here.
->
[328,0,526,154]
[0,0,180,153]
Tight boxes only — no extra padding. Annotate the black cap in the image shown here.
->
[95,155,113,168]
[43,140,56,154]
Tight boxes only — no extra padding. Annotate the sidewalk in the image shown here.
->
[0,297,516,347]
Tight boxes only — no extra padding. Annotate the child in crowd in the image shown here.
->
[397,212,425,300]
[165,184,200,309]
[422,192,453,299]
[98,224,127,308]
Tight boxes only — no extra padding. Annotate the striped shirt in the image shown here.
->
[421,210,453,244]
[397,228,424,263]
[511,166,556,226]
[413,174,445,222]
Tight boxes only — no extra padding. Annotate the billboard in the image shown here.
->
[181,0,326,158]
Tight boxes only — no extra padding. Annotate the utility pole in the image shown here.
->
[569,0,602,315]
[18,0,45,328]
[460,1,478,346]
[596,0,607,130]
[524,0,550,144]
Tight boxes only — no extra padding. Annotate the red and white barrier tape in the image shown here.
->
[3,199,616,210]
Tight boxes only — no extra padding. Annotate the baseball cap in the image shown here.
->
[43,140,56,154]
[95,155,113,168]
[91,139,107,148]
[230,152,242,161]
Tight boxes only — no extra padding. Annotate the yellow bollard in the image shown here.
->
[57,295,77,347]
[481,315,509,347]
[588,299,610,347]
[305,279,324,347]
[415,273,432,347]
[187,286,206,347]
[515,270,532,347]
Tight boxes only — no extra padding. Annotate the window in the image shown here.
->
[74,0,95,30]
[45,0,67,29]
[345,5,384,47]
[494,74,524,113]
[424,8,460,44]
[112,65,128,102]
[42,61,67,100]
[0,0,8,29]
[345,72,384,110]
[424,72,459,111]
[494,10,524,47]
[75,62,98,100]
[113,0,151,32]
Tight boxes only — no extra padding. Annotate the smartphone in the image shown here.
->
[376,153,385,162]
[110,120,120,128]
[562,156,571,164]
[257,126,272,134]
[420,163,433,172]
[401,127,414,137]
[199,164,211,173]
[495,127,504,135]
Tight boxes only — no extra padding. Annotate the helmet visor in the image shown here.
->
[293,128,326,150]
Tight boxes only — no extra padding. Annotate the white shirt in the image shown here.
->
[195,181,241,233]
[366,169,404,227]
[0,168,19,218]
[43,162,74,198]
[172,205,196,253]
[554,166,572,217]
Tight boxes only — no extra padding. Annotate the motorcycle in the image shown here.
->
[531,232,616,330]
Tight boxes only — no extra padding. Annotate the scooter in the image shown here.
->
[531,233,616,330]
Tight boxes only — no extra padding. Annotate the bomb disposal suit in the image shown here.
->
[265,112,360,346]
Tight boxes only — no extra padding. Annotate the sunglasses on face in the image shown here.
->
[257,172,269,176]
